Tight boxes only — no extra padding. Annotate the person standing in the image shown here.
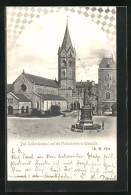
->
[102,121,104,130]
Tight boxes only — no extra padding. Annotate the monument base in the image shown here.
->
[71,123,101,132]
[71,103,101,132]
[79,119,93,127]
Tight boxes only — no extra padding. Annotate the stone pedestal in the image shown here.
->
[79,104,93,127]
[71,89,101,131]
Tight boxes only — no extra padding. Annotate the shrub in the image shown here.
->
[50,105,60,116]
[45,110,52,117]
[31,109,41,116]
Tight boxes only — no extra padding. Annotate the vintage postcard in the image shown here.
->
[6,6,117,181]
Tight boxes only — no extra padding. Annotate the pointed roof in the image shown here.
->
[7,84,13,93]
[61,22,73,51]
[7,92,31,102]
[24,73,58,88]
[99,57,116,68]
[38,93,67,101]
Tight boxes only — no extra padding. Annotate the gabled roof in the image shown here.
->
[7,92,31,102]
[61,23,73,51]
[38,93,66,101]
[24,73,58,88]
[7,84,13,93]
[14,93,32,102]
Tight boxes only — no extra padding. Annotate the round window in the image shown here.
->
[21,84,27,92]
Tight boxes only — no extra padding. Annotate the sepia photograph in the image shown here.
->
[6,6,117,181]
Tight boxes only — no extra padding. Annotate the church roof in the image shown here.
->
[76,82,90,88]
[14,93,31,102]
[76,81,98,88]
[8,92,31,102]
[38,93,66,101]
[24,73,58,88]
[99,58,116,68]
[7,84,13,93]
[61,23,73,51]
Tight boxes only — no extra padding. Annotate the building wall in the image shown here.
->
[58,89,72,109]
[13,73,34,100]
[98,58,116,114]
[43,100,67,111]
[7,93,19,114]
[58,51,76,90]
[72,97,83,108]
[73,88,84,101]
[89,95,98,114]
[32,93,44,111]
[7,93,32,115]
[98,69,116,103]
[34,85,58,95]
[19,102,32,114]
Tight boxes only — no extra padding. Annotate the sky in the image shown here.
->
[7,11,114,84]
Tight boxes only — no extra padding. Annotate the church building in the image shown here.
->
[7,20,116,116]
[7,72,67,115]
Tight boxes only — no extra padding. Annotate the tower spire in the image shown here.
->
[66,15,69,25]
[61,17,73,51]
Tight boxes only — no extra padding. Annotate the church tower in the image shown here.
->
[98,55,116,115]
[58,19,76,90]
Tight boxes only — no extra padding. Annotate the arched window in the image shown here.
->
[106,92,110,99]
[62,60,66,67]
[21,106,24,114]
[26,106,29,113]
[21,84,27,92]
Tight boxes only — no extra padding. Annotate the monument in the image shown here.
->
[71,89,101,132]
[79,89,93,127]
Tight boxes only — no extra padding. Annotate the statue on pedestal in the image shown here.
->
[71,88,101,131]
[84,89,91,105]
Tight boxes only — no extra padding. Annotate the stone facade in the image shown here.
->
[7,92,32,115]
[7,93,19,115]
[98,57,116,114]
[58,23,76,90]
[34,85,58,95]
[7,21,116,116]
[13,73,34,100]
